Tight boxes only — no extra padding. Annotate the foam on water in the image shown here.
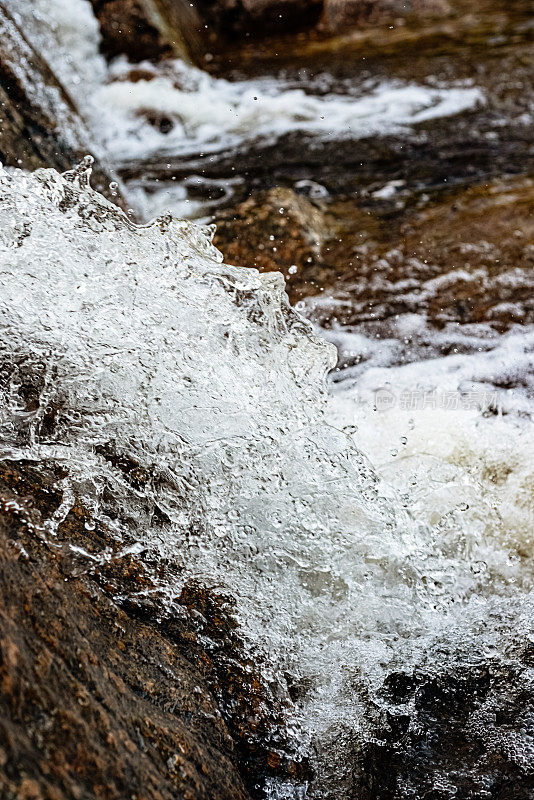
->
[0,164,532,797]
[91,59,483,163]
[11,0,483,219]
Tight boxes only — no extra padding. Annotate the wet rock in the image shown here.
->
[0,457,301,798]
[356,661,534,799]
[90,0,173,61]
[194,0,323,37]
[310,176,534,334]
[0,5,121,203]
[213,187,330,298]
[211,176,534,370]
[89,0,202,62]
[191,0,449,38]
[319,0,451,33]
[307,659,534,799]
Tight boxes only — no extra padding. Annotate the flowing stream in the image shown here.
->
[2,1,533,797]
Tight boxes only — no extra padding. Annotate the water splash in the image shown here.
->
[0,164,532,796]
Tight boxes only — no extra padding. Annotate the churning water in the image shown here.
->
[1,160,532,797]
[1,1,533,797]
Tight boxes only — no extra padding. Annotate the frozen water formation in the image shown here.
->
[0,163,533,798]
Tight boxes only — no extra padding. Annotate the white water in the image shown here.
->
[2,1,534,797]
[92,59,483,162]
[6,0,483,219]
[1,162,532,798]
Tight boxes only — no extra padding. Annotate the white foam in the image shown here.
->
[3,0,106,95]
[92,60,483,162]
[0,165,531,798]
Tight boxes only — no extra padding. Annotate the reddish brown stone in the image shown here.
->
[214,186,330,294]
[0,455,306,798]
[0,462,250,799]
[318,0,451,33]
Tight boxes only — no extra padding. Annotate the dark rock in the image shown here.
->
[90,0,173,61]
[318,0,451,34]
[0,456,303,798]
[0,4,123,205]
[192,0,323,37]
[171,0,448,40]
[89,0,203,63]
[354,662,534,799]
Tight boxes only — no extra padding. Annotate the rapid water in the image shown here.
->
[4,0,483,219]
[2,1,534,797]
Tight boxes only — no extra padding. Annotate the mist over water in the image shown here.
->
[2,1,533,797]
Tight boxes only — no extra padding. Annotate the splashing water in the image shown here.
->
[5,0,484,220]
[0,163,532,797]
[2,0,533,795]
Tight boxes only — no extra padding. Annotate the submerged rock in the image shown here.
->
[309,176,534,334]
[362,661,534,800]
[214,176,534,350]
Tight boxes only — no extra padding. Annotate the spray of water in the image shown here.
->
[0,162,532,797]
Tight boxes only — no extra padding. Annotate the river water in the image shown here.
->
[2,1,533,798]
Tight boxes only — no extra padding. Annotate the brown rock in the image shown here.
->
[318,0,451,33]
[0,332,308,794]
[316,176,534,333]
[213,187,330,299]
[213,177,534,348]
[89,0,202,63]
[0,461,251,799]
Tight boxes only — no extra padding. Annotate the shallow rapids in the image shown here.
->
[1,0,534,797]
[0,163,532,798]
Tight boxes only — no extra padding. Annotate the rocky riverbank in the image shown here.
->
[1,0,533,798]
